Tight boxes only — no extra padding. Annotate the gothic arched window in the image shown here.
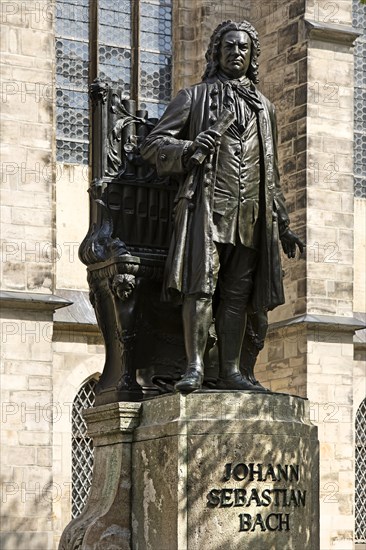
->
[71,377,98,518]
[355,397,366,544]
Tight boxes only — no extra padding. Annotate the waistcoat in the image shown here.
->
[213,111,261,248]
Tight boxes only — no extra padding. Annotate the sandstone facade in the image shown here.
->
[0,1,365,549]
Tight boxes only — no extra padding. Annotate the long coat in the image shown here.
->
[141,77,290,312]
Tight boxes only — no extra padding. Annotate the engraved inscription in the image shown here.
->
[206,462,305,533]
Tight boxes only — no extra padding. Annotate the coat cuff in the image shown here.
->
[156,140,193,176]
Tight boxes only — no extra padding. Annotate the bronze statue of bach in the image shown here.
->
[141,20,304,393]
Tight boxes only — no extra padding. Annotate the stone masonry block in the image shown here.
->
[295,83,307,105]
[11,66,53,86]
[28,376,52,391]
[0,532,53,550]
[1,93,40,123]
[5,446,37,465]
[287,41,307,63]
[340,195,354,217]
[37,447,52,467]
[20,28,53,58]
[307,191,341,212]
[0,51,38,69]
[1,374,28,391]
[280,121,298,143]
[289,0,306,20]
[1,262,26,290]
[5,360,52,376]
[18,431,51,446]
[309,54,353,86]
[307,298,338,315]
[288,105,307,124]
[26,264,53,292]
[11,207,52,226]
[308,118,353,142]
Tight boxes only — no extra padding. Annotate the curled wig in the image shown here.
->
[202,20,261,84]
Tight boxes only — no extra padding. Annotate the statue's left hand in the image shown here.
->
[280,228,305,258]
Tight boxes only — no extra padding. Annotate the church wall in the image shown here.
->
[0,307,55,549]
[250,0,363,548]
[0,2,57,548]
[0,0,364,549]
[0,0,56,295]
[55,165,91,292]
[51,327,103,548]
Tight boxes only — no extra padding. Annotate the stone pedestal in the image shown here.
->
[132,392,319,550]
[58,402,141,550]
[59,392,319,550]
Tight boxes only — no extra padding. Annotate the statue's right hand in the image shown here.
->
[188,129,221,155]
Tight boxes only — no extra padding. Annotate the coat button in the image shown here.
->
[188,202,195,211]
[209,117,216,124]
[205,163,213,172]
[160,153,167,161]
[210,88,218,96]
[210,103,218,110]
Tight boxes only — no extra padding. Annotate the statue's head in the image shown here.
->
[202,20,260,83]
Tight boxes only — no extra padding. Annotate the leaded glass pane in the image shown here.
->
[355,398,366,543]
[56,39,89,89]
[140,52,172,102]
[141,2,172,53]
[71,378,98,519]
[140,100,167,119]
[98,0,132,91]
[55,0,89,164]
[55,1,89,40]
[99,45,131,93]
[99,1,131,46]
[56,140,89,165]
[140,0,172,111]
[353,0,366,198]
